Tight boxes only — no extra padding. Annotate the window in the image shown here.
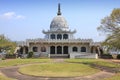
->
[57,46,62,54]
[63,46,68,54]
[20,47,23,54]
[51,34,55,39]
[41,47,46,52]
[50,46,55,54]
[33,47,38,52]
[57,34,62,39]
[63,34,68,39]
[81,47,86,52]
[25,46,28,54]
[73,47,78,52]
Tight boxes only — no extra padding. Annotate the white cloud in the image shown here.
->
[16,15,25,19]
[0,12,25,20]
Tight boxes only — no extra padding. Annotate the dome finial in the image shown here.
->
[57,3,62,15]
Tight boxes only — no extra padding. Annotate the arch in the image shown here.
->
[63,46,68,54]
[33,47,38,52]
[73,47,78,52]
[57,34,62,39]
[41,47,46,52]
[81,47,86,52]
[20,47,23,54]
[50,46,55,54]
[57,46,62,54]
[25,46,28,54]
[51,34,55,39]
[63,34,68,39]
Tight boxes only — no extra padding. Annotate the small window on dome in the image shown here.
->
[57,34,62,39]
[51,34,55,39]
[63,34,68,39]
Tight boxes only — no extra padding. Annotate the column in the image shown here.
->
[55,46,57,54]
[23,47,25,55]
[48,46,50,58]
[49,34,50,39]
[62,34,63,40]
[62,45,63,54]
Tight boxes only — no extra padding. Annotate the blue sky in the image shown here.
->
[0,0,120,41]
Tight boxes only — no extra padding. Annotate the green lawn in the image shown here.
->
[65,59,120,68]
[66,59,120,79]
[19,63,100,77]
[0,59,51,68]
[1,58,120,78]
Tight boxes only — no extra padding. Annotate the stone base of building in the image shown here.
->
[70,53,98,59]
[18,53,98,59]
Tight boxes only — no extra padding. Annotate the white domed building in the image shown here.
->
[17,4,102,58]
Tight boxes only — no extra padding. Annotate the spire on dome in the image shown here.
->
[57,3,62,15]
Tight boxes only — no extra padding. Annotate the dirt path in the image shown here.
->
[0,59,115,80]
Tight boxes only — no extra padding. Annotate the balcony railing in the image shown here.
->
[26,38,93,43]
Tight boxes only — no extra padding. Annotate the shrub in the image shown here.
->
[117,54,120,59]
[5,54,16,59]
[101,54,113,59]
[2,57,6,60]
[27,52,33,58]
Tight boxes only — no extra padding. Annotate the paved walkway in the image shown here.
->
[0,59,115,80]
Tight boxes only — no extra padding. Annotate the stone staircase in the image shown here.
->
[50,54,69,58]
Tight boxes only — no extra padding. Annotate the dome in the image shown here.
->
[50,15,69,31]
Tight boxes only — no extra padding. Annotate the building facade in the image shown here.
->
[16,4,102,58]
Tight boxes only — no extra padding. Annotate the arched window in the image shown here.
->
[81,47,86,52]
[73,47,78,52]
[33,47,38,52]
[41,47,46,52]
[63,34,68,39]
[57,34,62,39]
[50,46,55,54]
[63,46,68,54]
[51,34,55,39]
[57,46,62,54]
[25,46,28,54]
[20,47,23,54]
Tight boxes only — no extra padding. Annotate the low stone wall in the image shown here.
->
[33,52,48,58]
[70,53,98,59]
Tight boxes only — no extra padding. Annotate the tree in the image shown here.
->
[97,8,120,49]
[0,34,16,54]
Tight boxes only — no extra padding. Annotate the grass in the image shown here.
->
[65,59,120,68]
[66,59,120,79]
[1,58,120,78]
[19,63,100,77]
[0,59,51,68]
[102,73,120,80]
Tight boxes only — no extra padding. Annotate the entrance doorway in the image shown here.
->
[63,46,68,54]
[57,46,62,54]
[50,46,55,54]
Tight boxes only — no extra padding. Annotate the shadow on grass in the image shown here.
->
[66,61,120,73]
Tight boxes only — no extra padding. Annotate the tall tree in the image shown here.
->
[98,8,120,49]
[0,34,16,54]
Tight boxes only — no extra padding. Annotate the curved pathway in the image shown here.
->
[0,59,115,80]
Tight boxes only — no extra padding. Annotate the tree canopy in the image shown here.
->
[0,34,16,54]
[97,8,120,49]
